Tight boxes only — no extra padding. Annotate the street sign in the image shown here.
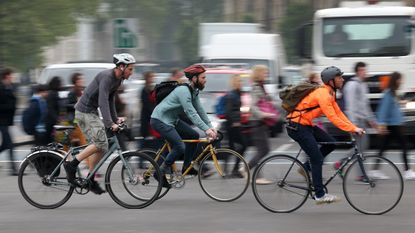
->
[113,18,138,48]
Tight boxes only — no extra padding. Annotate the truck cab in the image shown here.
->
[298,1,415,145]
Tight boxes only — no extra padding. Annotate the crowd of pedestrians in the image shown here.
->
[1,59,414,194]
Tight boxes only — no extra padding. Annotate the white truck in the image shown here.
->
[298,1,415,144]
[203,33,286,92]
[198,23,262,58]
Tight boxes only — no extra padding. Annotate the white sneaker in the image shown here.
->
[368,170,390,180]
[315,193,341,205]
[238,167,248,179]
[404,169,415,180]
[255,178,273,185]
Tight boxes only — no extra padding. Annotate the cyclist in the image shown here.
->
[64,53,136,194]
[286,66,364,204]
[150,64,217,183]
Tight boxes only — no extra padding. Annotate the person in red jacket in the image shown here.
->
[286,66,364,205]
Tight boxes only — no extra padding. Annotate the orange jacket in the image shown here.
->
[287,84,358,132]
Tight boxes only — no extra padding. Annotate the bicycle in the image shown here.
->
[138,132,250,202]
[251,138,404,215]
[18,124,162,209]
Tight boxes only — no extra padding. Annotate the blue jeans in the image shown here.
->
[150,118,199,168]
[286,122,335,198]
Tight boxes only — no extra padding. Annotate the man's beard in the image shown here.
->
[195,80,205,90]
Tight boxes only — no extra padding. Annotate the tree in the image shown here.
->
[0,0,99,71]
[279,1,314,64]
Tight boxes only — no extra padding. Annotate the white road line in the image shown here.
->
[273,143,292,153]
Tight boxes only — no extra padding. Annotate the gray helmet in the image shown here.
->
[321,66,343,84]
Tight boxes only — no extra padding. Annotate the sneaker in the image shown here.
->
[404,169,415,180]
[315,193,341,205]
[368,170,390,180]
[89,180,106,195]
[355,176,370,184]
[238,167,248,179]
[255,178,273,185]
[63,162,77,186]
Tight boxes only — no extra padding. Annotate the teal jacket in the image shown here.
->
[151,85,212,131]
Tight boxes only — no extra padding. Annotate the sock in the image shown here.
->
[69,157,80,168]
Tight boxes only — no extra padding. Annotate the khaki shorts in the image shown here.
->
[75,110,108,151]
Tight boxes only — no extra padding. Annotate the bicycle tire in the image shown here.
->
[252,154,310,213]
[138,148,170,200]
[105,151,162,209]
[198,148,250,202]
[343,155,404,215]
[18,151,74,209]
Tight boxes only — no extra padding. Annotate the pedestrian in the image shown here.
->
[374,71,415,180]
[46,76,63,144]
[225,74,247,178]
[335,62,378,175]
[66,73,91,170]
[140,71,162,149]
[241,65,277,184]
[0,68,17,175]
[31,84,49,146]
[168,68,183,82]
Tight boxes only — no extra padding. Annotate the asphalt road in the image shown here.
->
[1,129,415,233]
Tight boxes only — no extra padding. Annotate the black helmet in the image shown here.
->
[321,66,343,84]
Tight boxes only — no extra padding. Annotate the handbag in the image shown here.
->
[257,99,279,126]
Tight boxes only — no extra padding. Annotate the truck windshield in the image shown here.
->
[322,16,411,57]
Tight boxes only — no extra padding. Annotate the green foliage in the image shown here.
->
[279,1,314,64]
[176,19,198,65]
[0,0,100,71]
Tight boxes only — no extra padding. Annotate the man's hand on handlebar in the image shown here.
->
[116,117,126,124]
[205,128,217,139]
[111,123,120,132]
[353,127,365,136]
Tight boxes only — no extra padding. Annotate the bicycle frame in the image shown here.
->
[290,140,370,192]
[44,134,134,184]
[152,138,224,177]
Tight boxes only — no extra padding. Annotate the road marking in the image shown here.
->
[273,143,292,153]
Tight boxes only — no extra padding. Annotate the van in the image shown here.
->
[203,33,286,94]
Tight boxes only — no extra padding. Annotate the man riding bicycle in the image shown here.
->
[150,64,217,183]
[286,66,364,204]
[64,53,136,194]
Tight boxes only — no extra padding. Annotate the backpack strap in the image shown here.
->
[286,105,319,120]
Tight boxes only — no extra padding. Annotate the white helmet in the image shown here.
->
[113,53,136,66]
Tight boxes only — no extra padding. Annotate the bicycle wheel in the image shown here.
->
[343,155,404,215]
[18,151,74,209]
[105,151,162,209]
[198,148,249,202]
[252,154,310,213]
[138,148,170,200]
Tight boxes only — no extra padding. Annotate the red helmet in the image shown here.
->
[183,64,206,79]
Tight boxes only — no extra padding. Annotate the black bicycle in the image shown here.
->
[18,124,162,209]
[252,138,404,215]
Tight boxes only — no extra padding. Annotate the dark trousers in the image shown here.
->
[150,118,199,168]
[287,122,336,198]
[248,122,270,169]
[226,124,247,172]
[376,125,409,171]
[0,126,15,171]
